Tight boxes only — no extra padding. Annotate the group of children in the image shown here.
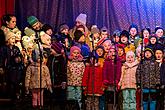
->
[0,13,165,110]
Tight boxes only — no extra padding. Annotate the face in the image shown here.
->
[8,36,15,46]
[32,22,42,31]
[155,50,163,60]
[102,41,111,53]
[156,29,163,38]
[109,48,115,59]
[96,48,104,57]
[61,29,69,35]
[76,21,82,27]
[126,55,134,63]
[101,31,108,38]
[15,31,21,40]
[72,50,80,60]
[93,33,100,39]
[46,29,53,36]
[130,28,137,37]
[145,51,152,59]
[114,36,120,43]
[78,35,85,43]
[143,30,150,38]
[121,36,128,44]
[6,16,16,29]
[150,37,157,44]
[118,48,124,56]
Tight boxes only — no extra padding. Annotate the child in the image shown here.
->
[118,51,139,110]
[120,30,135,53]
[25,49,52,108]
[82,45,105,110]
[160,58,165,110]
[117,44,126,63]
[103,46,122,109]
[4,31,24,101]
[67,46,85,109]
[136,48,160,110]
[141,28,151,46]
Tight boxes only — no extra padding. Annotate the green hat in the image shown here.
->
[144,48,154,55]
[24,27,35,37]
[27,16,38,26]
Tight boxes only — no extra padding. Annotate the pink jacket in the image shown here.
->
[118,61,139,89]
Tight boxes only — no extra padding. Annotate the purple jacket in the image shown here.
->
[103,58,122,86]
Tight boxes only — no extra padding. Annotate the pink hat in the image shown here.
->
[69,46,83,61]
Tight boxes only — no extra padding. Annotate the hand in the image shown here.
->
[61,82,66,89]
[26,87,29,94]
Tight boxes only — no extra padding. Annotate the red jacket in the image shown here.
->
[82,66,105,95]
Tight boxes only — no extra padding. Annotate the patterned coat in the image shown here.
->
[119,61,139,89]
[67,61,85,86]
[25,63,52,89]
[136,59,160,89]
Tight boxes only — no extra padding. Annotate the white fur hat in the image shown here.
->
[126,51,135,59]
[5,31,15,41]
[76,13,87,25]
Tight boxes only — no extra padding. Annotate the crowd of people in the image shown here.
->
[0,13,165,110]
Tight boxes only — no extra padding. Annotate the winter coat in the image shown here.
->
[103,58,122,86]
[160,62,165,85]
[136,59,160,89]
[67,60,85,86]
[82,65,105,95]
[25,62,52,89]
[119,61,139,89]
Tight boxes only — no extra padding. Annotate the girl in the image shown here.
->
[67,46,85,109]
[25,49,52,108]
[82,45,105,110]
[118,51,139,110]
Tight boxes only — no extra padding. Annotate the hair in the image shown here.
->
[1,14,15,26]
[141,27,151,37]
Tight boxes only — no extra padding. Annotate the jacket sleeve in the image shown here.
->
[44,65,52,86]
[136,64,142,86]
[82,66,90,87]
[155,62,160,85]
[25,66,31,88]
[118,65,125,87]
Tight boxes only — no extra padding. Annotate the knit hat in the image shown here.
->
[155,26,164,33]
[5,31,15,41]
[59,24,69,32]
[22,36,34,49]
[126,51,135,59]
[24,27,35,37]
[69,46,83,61]
[113,30,121,37]
[70,46,81,53]
[27,16,39,26]
[76,13,87,25]
[144,48,154,55]
[74,30,84,42]
[91,25,100,34]
[129,23,138,32]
